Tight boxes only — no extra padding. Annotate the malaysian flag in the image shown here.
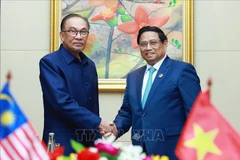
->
[0,82,49,160]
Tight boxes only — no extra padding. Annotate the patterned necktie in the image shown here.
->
[142,67,156,109]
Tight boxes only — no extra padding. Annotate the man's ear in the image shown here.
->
[164,40,168,48]
[59,32,64,42]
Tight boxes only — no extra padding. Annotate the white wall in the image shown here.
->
[194,0,240,131]
[1,0,50,136]
[1,0,240,143]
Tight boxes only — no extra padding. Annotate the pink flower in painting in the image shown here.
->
[89,0,118,8]
[91,5,121,22]
[117,5,169,48]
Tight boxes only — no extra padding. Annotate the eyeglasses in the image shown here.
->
[139,39,161,50]
[62,30,89,37]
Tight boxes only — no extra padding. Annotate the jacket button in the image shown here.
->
[142,113,145,117]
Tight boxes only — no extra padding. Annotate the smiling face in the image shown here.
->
[60,17,89,58]
[139,31,168,66]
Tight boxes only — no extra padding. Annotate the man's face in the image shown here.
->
[139,31,168,66]
[60,17,89,56]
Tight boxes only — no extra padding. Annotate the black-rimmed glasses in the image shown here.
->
[62,30,89,37]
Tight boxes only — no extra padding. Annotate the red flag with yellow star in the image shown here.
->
[175,89,240,160]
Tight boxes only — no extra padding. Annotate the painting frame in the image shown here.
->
[50,0,194,92]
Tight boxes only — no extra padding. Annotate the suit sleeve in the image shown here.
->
[39,57,101,130]
[178,63,201,116]
[113,74,132,137]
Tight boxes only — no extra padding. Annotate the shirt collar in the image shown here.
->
[60,44,88,65]
[145,54,167,73]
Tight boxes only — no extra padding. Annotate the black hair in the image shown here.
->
[60,14,90,31]
[137,26,167,44]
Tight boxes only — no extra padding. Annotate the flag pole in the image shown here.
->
[207,78,212,99]
[6,71,12,87]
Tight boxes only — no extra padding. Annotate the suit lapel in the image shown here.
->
[136,66,146,109]
[143,56,172,111]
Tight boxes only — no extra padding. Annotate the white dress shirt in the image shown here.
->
[141,54,167,101]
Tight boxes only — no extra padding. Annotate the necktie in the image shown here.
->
[142,67,156,108]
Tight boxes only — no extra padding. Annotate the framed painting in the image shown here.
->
[50,0,194,92]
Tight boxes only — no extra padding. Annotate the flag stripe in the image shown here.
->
[9,132,28,159]
[22,123,49,159]
[0,145,11,160]
[21,123,42,160]
[1,123,49,160]
[13,131,32,159]
[6,136,24,159]
[15,126,39,160]
[0,83,49,160]
[1,138,20,160]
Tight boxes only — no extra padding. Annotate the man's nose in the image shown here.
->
[75,32,82,38]
[146,43,153,49]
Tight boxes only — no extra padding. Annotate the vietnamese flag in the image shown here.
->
[175,89,240,160]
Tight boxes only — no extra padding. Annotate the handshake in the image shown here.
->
[98,120,118,139]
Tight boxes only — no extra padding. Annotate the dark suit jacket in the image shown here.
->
[39,45,101,155]
[114,56,201,160]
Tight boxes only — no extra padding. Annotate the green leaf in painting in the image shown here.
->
[121,15,132,22]
[175,39,179,46]
[177,44,182,49]
[70,139,85,153]
[173,0,177,4]
[169,1,172,6]
[171,38,175,43]
[118,6,125,15]
[106,16,118,27]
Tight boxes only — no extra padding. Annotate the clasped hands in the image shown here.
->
[98,120,118,139]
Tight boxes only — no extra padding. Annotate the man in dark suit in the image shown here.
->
[39,14,111,155]
[104,26,201,159]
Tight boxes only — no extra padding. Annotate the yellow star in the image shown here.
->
[184,123,222,160]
